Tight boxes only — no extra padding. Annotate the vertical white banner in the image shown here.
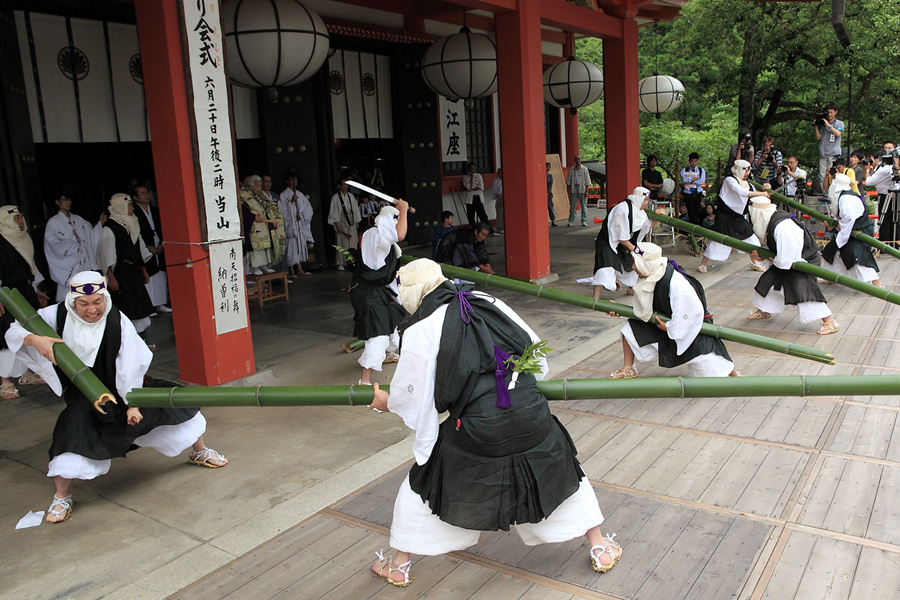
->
[107,22,148,142]
[183,0,247,335]
[440,96,467,162]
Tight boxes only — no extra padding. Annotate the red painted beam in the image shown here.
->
[541,0,622,38]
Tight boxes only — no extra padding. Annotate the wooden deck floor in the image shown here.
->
[171,258,900,600]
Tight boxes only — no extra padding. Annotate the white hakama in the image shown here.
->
[386,295,603,556]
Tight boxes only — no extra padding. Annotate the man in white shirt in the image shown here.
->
[780,156,807,197]
[462,162,492,233]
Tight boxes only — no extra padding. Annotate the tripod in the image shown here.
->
[878,182,900,249]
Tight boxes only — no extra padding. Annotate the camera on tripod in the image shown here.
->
[882,149,899,167]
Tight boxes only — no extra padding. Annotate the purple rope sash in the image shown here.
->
[493,343,514,409]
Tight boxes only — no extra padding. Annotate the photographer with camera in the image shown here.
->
[752,136,783,186]
[680,152,706,225]
[868,145,900,246]
[813,102,843,190]
[826,156,859,195]
[726,132,754,171]
[779,156,807,198]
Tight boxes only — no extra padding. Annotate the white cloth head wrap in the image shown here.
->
[64,271,113,367]
[748,196,777,246]
[828,173,852,203]
[0,205,38,276]
[360,205,401,270]
[631,242,668,322]
[629,187,651,231]
[108,193,141,243]
[397,258,447,314]
[731,160,752,190]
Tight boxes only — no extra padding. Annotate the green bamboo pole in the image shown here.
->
[0,286,116,413]
[399,257,834,365]
[748,181,900,260]
[126,375,900,408]
[646,210,900,306]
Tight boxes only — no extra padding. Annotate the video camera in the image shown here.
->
[882,148,899,167]
[814,108,827,127]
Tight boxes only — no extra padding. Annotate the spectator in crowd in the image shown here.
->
[547,162,557,226]
[327,179,360,271]
[491,168,504,234]
[131,184,170,314]
[43,187,103,303]
[779,156,807,198]
[828,156,859,195]
[435,223,495,275]
[727,132,754,171]
[462,162,492,233]
[752,137,783,186]
[241,175,285,275]
[279,170,314,278]
[701,203,716,229]
[813,102,843,189]
[432,211,455,260]
[641,155,664,201]
[680,152,706,224]
[565,155,591,227]
[850,151,866,183]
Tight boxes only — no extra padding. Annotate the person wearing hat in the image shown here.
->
[0,205,51,398]
[821,173,882,287]
[746,198,839,335]
[350,200,409,385]
[365,258,620,588]
[96,193,156,340]
[609,242,738,379]
[278,170,314,277]
[696,160,772,274]
[5,271,227,523]
[592,187,653,298]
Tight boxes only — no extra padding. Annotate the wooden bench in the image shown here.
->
[246,272,289,308]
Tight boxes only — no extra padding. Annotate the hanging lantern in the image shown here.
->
[543,57,604,114]
[637,74,684,118]
[421,27,497,100]
[223,0,330,88]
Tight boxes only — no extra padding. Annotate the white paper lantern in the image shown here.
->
[637,75,684,117]
[421,27,497,100]
[223,0,330,88]
[543,57,604,112]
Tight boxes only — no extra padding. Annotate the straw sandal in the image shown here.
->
[590,533,623,573]
[747,309,771,320]
[18,371,46,385]
[46,495,73,523]
[817,319,839,335]
[625,287,634,296]
[696,265,708,273]
[373,549,411,587]
[383,352,400,363]
[750,262,768,272]
[1,382,19,400]
[609,366,638,379]
[188,447,228,468]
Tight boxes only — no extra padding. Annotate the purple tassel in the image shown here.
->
[493,343,514,409]
[668,258,686,276]
[456,290,475,323]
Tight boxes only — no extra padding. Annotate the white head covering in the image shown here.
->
[360,205,401,270]
[397,258,447,314]
[63,271,114,367]
[631,242,668,322]
[108,193,141,243]
[828,173,852,203]
[731,160,752,190]
[0,205,38,276]
[747,196,777,245]
[629,186,651,231]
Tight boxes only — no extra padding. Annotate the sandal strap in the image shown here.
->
[48,495,72,516]
[191,448,226,462]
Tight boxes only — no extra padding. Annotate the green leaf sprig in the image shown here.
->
[504,340,553,376]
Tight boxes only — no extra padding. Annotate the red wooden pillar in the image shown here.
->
[135,0,256,384]
[495,2,552,281]
[603,18,641,208]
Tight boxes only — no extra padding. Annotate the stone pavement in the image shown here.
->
[2,208,899,600]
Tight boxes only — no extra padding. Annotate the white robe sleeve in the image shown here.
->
[43,215,81,286]
[96,227,117,272]
[667,272,704,356]
[138,238,153,263]
[326,195,340,226]
[5,305,65,396]
[836,195,862,248]
[721,177,750,214]
[299,196,314,241]
[773,220,804,269]
[606,202,631,251]
[116,312,153,402]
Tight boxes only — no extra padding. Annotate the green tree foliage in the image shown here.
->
[577,0,900,178]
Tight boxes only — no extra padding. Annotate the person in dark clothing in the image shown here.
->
[435,223,495,274]
[366,259,621,587]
